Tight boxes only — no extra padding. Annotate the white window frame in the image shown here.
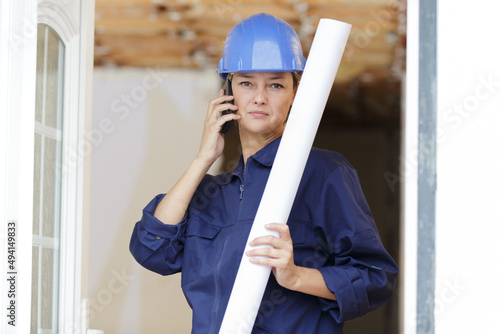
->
[0,0,39,332]
[0,0,95,333]
[38,3,82,333]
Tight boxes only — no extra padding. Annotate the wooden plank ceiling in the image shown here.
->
[94,0,406,126]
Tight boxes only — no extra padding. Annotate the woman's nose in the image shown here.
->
[253,86,267,105]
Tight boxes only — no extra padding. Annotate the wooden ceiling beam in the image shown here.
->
[96,0,189,5]
[95,18,182,34]
[93,0,404,92]
[96,55,198,68]
[307,0,397,8]
[95,0,395,7]
[183,4,298,22]
[96,0,291,4]
[95,35,195,55]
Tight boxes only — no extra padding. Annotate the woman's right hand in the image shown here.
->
[154,90,240,225]
[196,89,240,165]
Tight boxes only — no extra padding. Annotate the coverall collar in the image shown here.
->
[215,137,282,186]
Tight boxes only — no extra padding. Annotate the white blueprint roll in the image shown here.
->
[219,18,352,334]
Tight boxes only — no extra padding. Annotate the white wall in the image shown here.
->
[435,1,500,332]
[89,67,222,333]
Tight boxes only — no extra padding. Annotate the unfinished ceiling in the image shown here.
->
[94,0,406,126]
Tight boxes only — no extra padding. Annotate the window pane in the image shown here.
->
[42,137,57,238]
[35,26,45,124]
[33,133,41,235]
[45,28,63,129]
[40,248,57,330]
[32,24,64,334]
[31,247,39,333]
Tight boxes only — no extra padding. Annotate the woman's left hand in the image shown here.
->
[246,223,299,290]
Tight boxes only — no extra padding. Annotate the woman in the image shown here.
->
[130,13,398,333]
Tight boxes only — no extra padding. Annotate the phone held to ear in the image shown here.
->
[220,77,234,134]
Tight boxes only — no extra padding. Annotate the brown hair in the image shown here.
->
[292,72,301,89]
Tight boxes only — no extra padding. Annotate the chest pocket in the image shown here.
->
[287,219,322,268]
[181,213,222,287]
[288,219,309,245]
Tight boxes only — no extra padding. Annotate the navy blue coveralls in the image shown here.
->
[130,137,398,333]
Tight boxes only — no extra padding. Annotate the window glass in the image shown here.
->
[31,24,64,334]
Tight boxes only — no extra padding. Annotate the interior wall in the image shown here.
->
[89,67,221,333]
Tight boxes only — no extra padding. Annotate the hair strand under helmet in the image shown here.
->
[217,13,306,80]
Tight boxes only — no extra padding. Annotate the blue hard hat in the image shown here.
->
[217,13,306,80]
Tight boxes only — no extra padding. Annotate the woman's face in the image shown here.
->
[232,72,296,139]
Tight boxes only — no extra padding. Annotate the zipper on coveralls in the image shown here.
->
[239,165,246,201]
[236,165,247,223]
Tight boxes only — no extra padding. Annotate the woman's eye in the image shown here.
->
[271,83,284,89]
[239,81,251,87]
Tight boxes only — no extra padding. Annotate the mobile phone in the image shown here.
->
[220,77,234,134]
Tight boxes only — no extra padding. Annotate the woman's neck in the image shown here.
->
[240,131,282,164]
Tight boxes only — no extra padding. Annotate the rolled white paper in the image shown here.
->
[219,18,352,334]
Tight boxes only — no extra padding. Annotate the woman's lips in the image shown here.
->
[248,111,268,118]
